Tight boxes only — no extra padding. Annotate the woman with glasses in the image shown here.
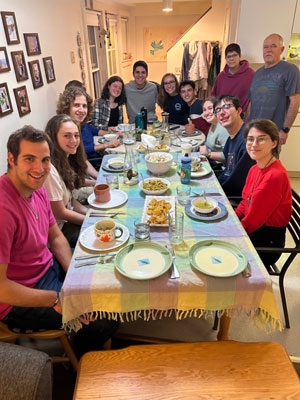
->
[158,73,189,125]
[235,119,292,270]
[211,43,254,113]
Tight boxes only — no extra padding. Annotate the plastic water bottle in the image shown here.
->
[140,107,147,130]
[180,153,191,184]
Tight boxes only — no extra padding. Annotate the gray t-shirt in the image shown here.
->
[125,80,158,124]
[249,60,300,128]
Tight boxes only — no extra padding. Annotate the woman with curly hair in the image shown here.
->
[157,73,189,125]
[44,114,88,247]
[91,75,126,132]
[57,86,120,170]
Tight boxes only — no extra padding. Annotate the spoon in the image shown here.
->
[203,189,207,205]
[140,173,145,186]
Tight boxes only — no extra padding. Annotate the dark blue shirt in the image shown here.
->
[165,94,189,125]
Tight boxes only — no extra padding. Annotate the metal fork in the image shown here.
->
[167,245,180,279]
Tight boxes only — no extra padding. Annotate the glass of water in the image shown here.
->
[168,210,184,244]
[134,220,150,241]
[176,185,191,205]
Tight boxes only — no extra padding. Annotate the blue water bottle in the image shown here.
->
[180,153,191,184]
[135,112,143,129]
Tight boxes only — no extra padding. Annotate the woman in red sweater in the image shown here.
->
[235,119,292,269]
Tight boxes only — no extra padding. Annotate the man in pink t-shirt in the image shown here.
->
[0,126,118,357]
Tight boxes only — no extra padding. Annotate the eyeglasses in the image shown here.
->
[214,103,234,115]
[225,53,239,59]
[164,80,175,86]
[246,136,269,145]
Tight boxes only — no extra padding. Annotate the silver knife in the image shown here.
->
[74,251,118,260]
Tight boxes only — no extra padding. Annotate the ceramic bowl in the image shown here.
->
[191,197,218,214]
[139,177,170,195]
[145,152,173,175]
[107,157,124,170]
[104,133,118,141]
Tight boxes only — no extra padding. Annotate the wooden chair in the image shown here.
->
[255,189,300,328]
[214,189,300,329]
[0,321,79,371]
[73,341,300,399]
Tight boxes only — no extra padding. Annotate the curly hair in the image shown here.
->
[56,86,93,125]
[45,114,87,190]
[157,73,179,109]
[101,75,126,105]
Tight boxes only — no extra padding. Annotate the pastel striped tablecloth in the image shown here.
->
[61,153,282,333]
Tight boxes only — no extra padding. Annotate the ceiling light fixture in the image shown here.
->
[162,0,173,12]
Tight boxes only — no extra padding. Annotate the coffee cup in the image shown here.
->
[181,142,193,156]
[185,123,195,134]
[94,183,111,203]
[94,219,123,242]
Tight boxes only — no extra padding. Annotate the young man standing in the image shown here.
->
[211,43,254,113]
[125,60,158,124]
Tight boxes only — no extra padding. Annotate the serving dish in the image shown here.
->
[139,177,170,195]
[142,195,175,226]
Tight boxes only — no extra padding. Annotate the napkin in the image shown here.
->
[141,134,156,149]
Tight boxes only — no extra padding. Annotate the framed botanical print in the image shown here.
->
[0,47,11,73]
[43,56,56,83]
[24,33,42,56]
[14,85,31,117]
[11,50,29,82]
[28,60,43,89]
[1,11,20,45]
[0,82,13,117]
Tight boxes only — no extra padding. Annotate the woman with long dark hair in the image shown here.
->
[44,114,87,247]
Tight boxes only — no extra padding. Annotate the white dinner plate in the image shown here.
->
[191,162,212,178]
[88,189,128,209]
[189,240,247,277]
[79,223,130,252]
[172,138,198,147]
[141,195,175,227]
[115,242,172,280]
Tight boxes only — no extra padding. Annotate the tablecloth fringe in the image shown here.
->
[63,306,282,332]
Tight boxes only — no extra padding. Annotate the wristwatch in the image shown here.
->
[281,127,290,134]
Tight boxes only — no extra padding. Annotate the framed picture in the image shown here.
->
[1,12,20,45]
[0,47,11,73]
[0,82,13,117]
[28,60,43,89]
[43,56,56,83]
[11,51,29,82]
[14,85,31,117]
[24,33,41,56]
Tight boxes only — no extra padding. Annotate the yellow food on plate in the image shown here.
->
[139,144,168,151]
[143,179,168,191]
[146,198,172,225]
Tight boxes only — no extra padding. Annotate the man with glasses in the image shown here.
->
[248,33,300,146]
[205,95,255,197]
[211,43,254,113]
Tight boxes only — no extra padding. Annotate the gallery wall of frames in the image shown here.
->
[0,11,56,118]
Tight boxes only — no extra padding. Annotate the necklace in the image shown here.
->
[22,196,39,220]
[247,155,275,206]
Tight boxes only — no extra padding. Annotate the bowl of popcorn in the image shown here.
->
[139,177,170,195]
[145,152,173,175]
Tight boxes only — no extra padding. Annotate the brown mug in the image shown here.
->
[94,183,111,203]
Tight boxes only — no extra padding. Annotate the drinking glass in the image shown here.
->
[168,210,184,244]
[134,220,151,241]
[106,174,119,190]
[176,185,191,205]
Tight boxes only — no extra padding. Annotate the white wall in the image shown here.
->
[0,0,84,174]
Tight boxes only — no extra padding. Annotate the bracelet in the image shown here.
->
[52,292,59,308]
[206,151,211,159]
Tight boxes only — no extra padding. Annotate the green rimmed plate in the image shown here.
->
[115,242,172,280]
[189,239,247,277]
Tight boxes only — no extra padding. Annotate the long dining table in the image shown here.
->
[61,151,283,340]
